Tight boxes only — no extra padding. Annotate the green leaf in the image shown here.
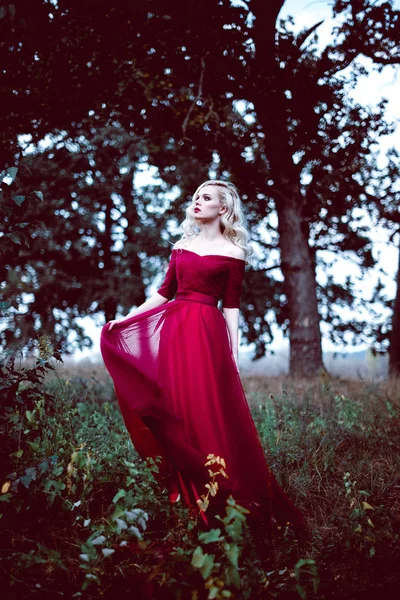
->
[38,457,52,472]
[10,449,23,458]
[191,546,206,568]
[43,478,66,492]
[20,467,37,489]
[12,195,25,206]
[200,553,214,579]
[225,542,239,569]
[198,528,223,544]
[91,535,106,546]
[227,564,241,589]
[0,493,12,503]
[112,488,126,503]
[295,558,317,570]
[191,547,214,579]
[0,301,11,310]
[33,190,44,201]
[26,410,36,423]
[111,504,125,521]
[7,232,22,245]
[27,441,40,452]
[115,518,128,532]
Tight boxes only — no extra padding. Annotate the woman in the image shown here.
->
[100,180,304,533]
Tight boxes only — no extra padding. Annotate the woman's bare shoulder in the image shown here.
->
[224,244,245,260]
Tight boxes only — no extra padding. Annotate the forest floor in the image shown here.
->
[1,359,400,599]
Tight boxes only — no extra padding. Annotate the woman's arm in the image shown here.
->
[222,307,240,370]
[108,293,168,330]
[108,249,178,331]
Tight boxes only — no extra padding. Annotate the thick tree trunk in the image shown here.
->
[104,297,118,325]
[102,196,117,324]
[276,187,324,376]
[122,174,146,307]
[251,0,324,375]
[389,233,400,376]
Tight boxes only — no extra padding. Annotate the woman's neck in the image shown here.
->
[198,221,225,243]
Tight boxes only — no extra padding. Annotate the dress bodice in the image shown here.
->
[157,249,245,309]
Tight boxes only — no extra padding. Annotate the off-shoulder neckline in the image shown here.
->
[173,248,245,263]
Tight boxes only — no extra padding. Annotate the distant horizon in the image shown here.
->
[66,344,389,380]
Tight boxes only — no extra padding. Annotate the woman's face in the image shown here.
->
[192,185,226,222]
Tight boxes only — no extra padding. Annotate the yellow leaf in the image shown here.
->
[197,498,209,511]
[209,482,218,497]
[208,469,214,477]
[1,481,11,494]
[220,458,226,468]
[367,518,375,528]
[206,454,215,460]
[354,525,362,533]
[220,468,229,479]
[362,502,374,511]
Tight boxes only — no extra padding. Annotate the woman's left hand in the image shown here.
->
[108,318,124,331]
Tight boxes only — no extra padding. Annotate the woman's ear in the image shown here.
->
[219,204,227,215]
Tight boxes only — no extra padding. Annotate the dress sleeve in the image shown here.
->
[157,251,178,300]
[222,260,246,309]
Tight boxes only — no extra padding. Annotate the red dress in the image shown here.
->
[100,248,303,530]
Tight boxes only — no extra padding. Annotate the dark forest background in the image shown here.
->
[1,0,400,376]
[2,4,400,599]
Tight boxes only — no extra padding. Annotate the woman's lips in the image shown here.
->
[194,208,201,213]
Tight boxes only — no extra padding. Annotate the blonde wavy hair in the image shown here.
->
[178,180,252,261]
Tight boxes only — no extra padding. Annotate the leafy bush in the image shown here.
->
[2,358,400,598]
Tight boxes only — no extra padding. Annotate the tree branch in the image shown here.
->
[182,53,209,140]
[297,20,324,50]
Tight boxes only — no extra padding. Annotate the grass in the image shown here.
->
[245,374,400,597]
[1,358,400,599]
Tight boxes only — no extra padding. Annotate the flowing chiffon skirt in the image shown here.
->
[100,293,304,530]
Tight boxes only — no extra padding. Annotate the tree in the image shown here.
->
[0,122,171,352]
[390,234,400,375]
[1,0,399,374]
[135,0,400,374]
[365,148,400,375]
